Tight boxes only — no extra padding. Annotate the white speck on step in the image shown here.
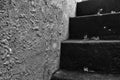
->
[84,67,88,72]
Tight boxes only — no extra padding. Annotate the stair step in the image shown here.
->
[60,40,120,74]
[50,70,120,80]
[69,13,120,40]
[76,0,120,16]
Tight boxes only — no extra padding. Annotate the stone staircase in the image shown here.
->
[50,1,120,80]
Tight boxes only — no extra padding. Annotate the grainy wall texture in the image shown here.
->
[0,0,81,80]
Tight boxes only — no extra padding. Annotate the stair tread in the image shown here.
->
[69,12,120,40]
[75,12,120,18]
[51,70,120,80]
[76,0,120,16]
[62,40,120,43]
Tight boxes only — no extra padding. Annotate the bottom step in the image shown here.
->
[50,70,120,80]
[60,40,120,74]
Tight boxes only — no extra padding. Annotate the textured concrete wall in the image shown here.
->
[66,0,85,17]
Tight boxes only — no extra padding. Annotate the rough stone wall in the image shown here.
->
[66,0,85,17]
[0,0,82,80]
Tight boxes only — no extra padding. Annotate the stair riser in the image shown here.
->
[69,13,120,40]
[76,0,120,16]
[60,42,120,74]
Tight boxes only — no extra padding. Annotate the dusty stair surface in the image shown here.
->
[50,14,120,80]
[76,0,120,16]
[69,12,120,40]
[50,70,120,80]
[60,40,120,74]
[50,0,120,80]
